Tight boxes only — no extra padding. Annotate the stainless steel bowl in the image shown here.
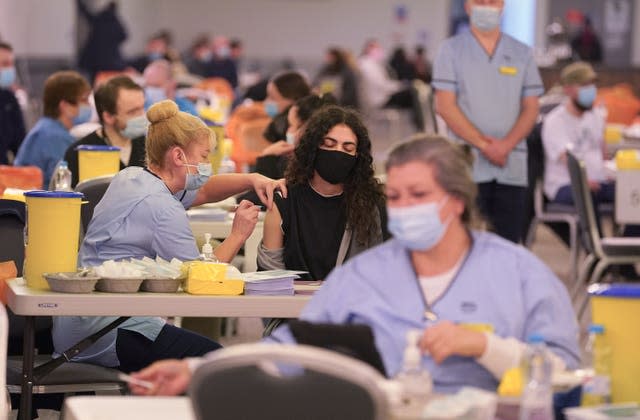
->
[44,272,100,294]
[95,277,143,293]
[141,278,182,293]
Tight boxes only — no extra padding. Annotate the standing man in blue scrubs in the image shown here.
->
[432,0,543,243]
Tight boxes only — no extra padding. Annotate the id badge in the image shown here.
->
[460,322,495,333]
[499,66,518,76]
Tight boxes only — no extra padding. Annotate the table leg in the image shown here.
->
[18,315,35,420]
[262,318,285,337]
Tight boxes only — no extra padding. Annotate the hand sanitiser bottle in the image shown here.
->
[395,329,432,407]
[519,333,553,420]
[53,161,72,191]
[201,233,215,261]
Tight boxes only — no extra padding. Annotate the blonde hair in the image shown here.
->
[145,100,214,167]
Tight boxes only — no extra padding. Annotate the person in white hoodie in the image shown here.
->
[357,39,424,130]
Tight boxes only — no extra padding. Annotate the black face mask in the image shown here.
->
[314,149,357,185]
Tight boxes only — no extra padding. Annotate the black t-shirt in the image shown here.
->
[275,183,347,281]
[237,154,288,205]
[64,130,146,187]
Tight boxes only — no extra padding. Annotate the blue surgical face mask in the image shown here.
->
[120,115,149,139]
[470,5,502,32]
[199,51,213,63]
[264,100,279,118]
[145,86,167,105]
[576,84,597,109]
[387,197,451,251]
[73,104,93,125]
[148,51,164,61]
[0,67,16,88]
[217,46,231,59]
[285,131,296,146]
[183,155,213,190]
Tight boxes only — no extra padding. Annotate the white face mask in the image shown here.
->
[387,196,451,251]
[120,115,149,139]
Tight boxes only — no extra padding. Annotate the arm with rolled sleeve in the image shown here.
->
[432,42,489,151]
[476,250,579,379]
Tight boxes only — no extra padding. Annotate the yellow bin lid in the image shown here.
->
[615,149,640,170]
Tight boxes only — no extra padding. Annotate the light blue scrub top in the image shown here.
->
[432,32,544,187]
[268,231,580,394]
[14,117,75,188]
[52,167,199,367]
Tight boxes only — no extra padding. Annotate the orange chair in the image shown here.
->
[238,119,272,154]
[93,71,130,88]
[196,77,235,103]
[597,84,640,125]
[226,103,271,168]
[0,165,44,195]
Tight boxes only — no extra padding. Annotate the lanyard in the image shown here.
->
[411,233,474,325]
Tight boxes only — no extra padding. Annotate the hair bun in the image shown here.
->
[147,100,179,123]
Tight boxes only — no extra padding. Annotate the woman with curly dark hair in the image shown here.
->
[257,105,389,280]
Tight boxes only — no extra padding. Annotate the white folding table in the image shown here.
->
[6,278,315,420]
[63,396,195,420]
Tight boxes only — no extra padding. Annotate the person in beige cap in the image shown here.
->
[542,62,640,279]
[541,61,608,206]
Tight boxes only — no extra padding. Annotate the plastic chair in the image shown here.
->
[0,166,43,194]
[195,77,235,103]
[189,343,390,420]
[566,151,640,317]
[525,180,580,283]
[74,175,114,234]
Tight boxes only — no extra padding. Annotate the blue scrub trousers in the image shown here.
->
[553,181,614,236]
[477,181,526,243]
[115,324,222,373]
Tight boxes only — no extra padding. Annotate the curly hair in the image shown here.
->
[285,105,385,245]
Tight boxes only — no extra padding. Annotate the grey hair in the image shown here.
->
[386,134,482,228]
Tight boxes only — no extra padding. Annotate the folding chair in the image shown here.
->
[74,175,114,234]
[189,343,390,420]
[566,151,640,318]
[525,180,580,282]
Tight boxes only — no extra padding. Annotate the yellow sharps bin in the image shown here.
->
[76,145,121,183]
[590,283,640,403]
[23,191,84,289]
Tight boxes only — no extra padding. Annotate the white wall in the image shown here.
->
[1,0,639,66]
[0,0,75,57]
[503,0,537,46]
[633,0,640,66]
[118,0,450,61]
[534,0,550,49]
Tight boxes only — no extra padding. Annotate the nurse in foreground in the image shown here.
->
[130,135,579,395]
[53,99,287,373]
